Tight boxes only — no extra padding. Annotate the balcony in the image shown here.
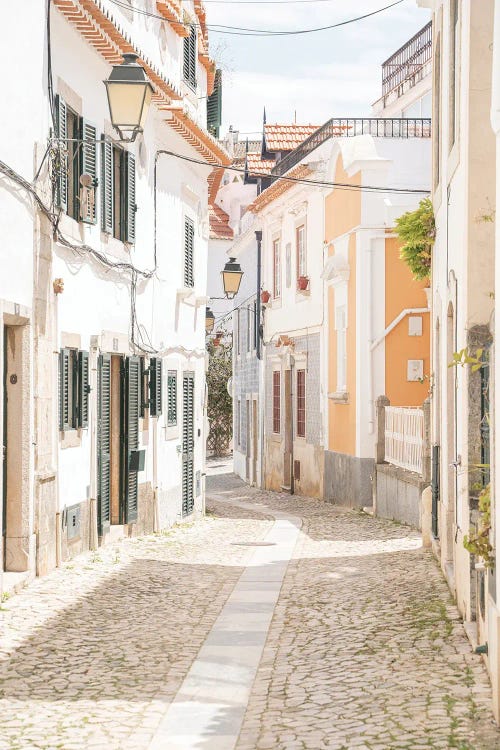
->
[382,22,432,98]
[270,117,431,178]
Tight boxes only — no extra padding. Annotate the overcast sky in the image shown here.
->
[206,0,430,136]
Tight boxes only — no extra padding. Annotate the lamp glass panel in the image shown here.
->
[222,270,242,297]
[106,83,148,128]
[139,86,153,129]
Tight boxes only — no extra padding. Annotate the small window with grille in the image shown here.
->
[296,225,306,278]
[273,239,281,298]
[167,370,178,426]
[296,369,306,438]
[184,217,195,287]
[273,371,281,434]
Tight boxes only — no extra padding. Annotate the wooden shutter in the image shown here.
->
[207,69,222,137]
[78,350,90,428]
[97,354,111,536]
[167,370,177,426]
[183,25,197,89]
[101,138,113,234]
[80,120,97,224]
[182,372,195,515]
[296,369,306,438]
[149,357,163,417]
[56,95,68,211]
[125,152,136,244]
[184,217,194,287]
[59,348,71,430]
[124,356,140,523]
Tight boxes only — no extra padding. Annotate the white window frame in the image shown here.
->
[273,238,281,299]
[335,304,347,394]
[296,224,306,278]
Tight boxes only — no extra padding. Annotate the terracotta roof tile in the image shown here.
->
[264,124,320,152]
[233,140,261,159]
[209,204,234,240]
[246,152,275,177]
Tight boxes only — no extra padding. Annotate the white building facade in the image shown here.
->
[0,0,226,589]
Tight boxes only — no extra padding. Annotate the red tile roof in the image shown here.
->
[246,152,275,177]
[264,124,320,152]
[209,204,234,240]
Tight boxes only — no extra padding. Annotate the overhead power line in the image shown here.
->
[156,149,429,195]
[109,0,406,36]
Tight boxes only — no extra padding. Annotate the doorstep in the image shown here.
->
[2,569,33,597]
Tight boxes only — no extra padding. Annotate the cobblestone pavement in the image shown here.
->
[0,500,272,750]
[208,474,500,750]
[1,469,500,750]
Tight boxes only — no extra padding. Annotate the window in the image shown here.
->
[296,369,306,438]
[448,0,459,150]
[56,96,97,224]
[433,33,441,187]
[183,24,197,90]
[273,239,281,298]
[236,399,241,446]
[184,217,195,287]
[167,370,177,426]
[296,225,306,278]
[59,348,89,431]
[335,305,347,393]
[149,357,163,417]
[272,371,281,434]
[236,309,241,356]
[246,306,252,353]
[101,140,136,243]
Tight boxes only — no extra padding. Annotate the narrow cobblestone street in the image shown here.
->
[1,468,500,749]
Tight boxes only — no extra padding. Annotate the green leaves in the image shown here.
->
[394,197,435,281]
[448,347,486,371]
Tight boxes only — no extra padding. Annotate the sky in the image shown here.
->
[205,0,431,136]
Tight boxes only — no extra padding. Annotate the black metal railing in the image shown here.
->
[270,118,431,178]
[382,21,432,96]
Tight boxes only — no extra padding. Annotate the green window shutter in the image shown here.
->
[139,357,146,417]
[59,348,71,430]
[55,95,68,211]
[125,356,140,523]
[125,152,136,244]
[101,138,113,234]
[149,357,163,417]
[184,217,194,287]
[97,354,111,536]
[207,69,222,138]
[167,370,177,426]
[77,350,90,428]
[183,25,197,89]
[182,372,195,515]
[80,120,98,224]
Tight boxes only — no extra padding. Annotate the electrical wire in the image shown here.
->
[109,0,406,36]
[151,148,430,195]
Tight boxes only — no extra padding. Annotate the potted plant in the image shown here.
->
[297,275,309,291]
[261,290,271,304]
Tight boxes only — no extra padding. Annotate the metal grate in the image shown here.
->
[382,22,432,96]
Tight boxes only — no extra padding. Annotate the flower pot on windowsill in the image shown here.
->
[260,290,271,305]
[297,275,309,292]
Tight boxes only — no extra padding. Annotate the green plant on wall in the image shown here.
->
[206,330,233,457]
[464,484,493,568]
[449,347,493,568]
[394,197,435,281]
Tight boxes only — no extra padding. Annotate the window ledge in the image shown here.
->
[60,429,82,449]
[328,391,349,403]
[177,287,195,301]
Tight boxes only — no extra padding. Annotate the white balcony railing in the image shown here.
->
[384,406,424,475]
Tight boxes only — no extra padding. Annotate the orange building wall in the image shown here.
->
[325,156,361,456]
[384,236,430,406]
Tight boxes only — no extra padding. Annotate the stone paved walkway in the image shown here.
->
[0,468,499,749]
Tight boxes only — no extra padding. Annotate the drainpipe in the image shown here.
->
[290,355,295,495]
[255,230,262,360]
